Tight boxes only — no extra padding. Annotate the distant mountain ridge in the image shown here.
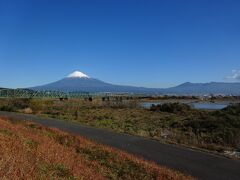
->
[162,82,240,95]
[30,71,240,95]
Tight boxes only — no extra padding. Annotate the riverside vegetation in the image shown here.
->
[0,116,191,179]
[0,98,240,154]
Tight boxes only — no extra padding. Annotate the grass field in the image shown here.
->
[0,116,192,180]
[0,98,240,154]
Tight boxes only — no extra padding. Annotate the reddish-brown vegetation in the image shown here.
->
[0,116,193,180]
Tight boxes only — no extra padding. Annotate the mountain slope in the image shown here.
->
[164,82,240,95]
[30,71,240,95]
[31,71,156,93]
[31,77,158,93]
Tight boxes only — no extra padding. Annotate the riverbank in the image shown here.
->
[0,98,239,155]
[0,116,191,179]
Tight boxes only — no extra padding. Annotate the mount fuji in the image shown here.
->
[30,71,155,93]
[30,71,240,95]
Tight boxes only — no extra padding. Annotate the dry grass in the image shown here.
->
[0,116,193,180]
[1,98,239,152]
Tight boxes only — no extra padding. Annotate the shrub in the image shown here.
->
[0,105,15,112]
[221,103,240,115]
[0,98,31,112]
[11,98,31,109]
[150,103,191,113]
[22,107,33,114]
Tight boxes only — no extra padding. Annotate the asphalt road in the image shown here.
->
[0,111,239,180]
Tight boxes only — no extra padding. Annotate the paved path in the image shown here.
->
[0,111,240,180]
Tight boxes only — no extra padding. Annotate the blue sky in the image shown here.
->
[0,0,240,88]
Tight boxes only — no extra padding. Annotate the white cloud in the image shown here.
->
[226,69,240,81]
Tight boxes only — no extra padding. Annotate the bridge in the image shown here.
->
[0,89,89,99]
[0,88,143,99]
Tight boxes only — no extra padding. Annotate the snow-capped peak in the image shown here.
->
[67,71,90,78]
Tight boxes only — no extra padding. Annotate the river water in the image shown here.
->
[141,102,228,110]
